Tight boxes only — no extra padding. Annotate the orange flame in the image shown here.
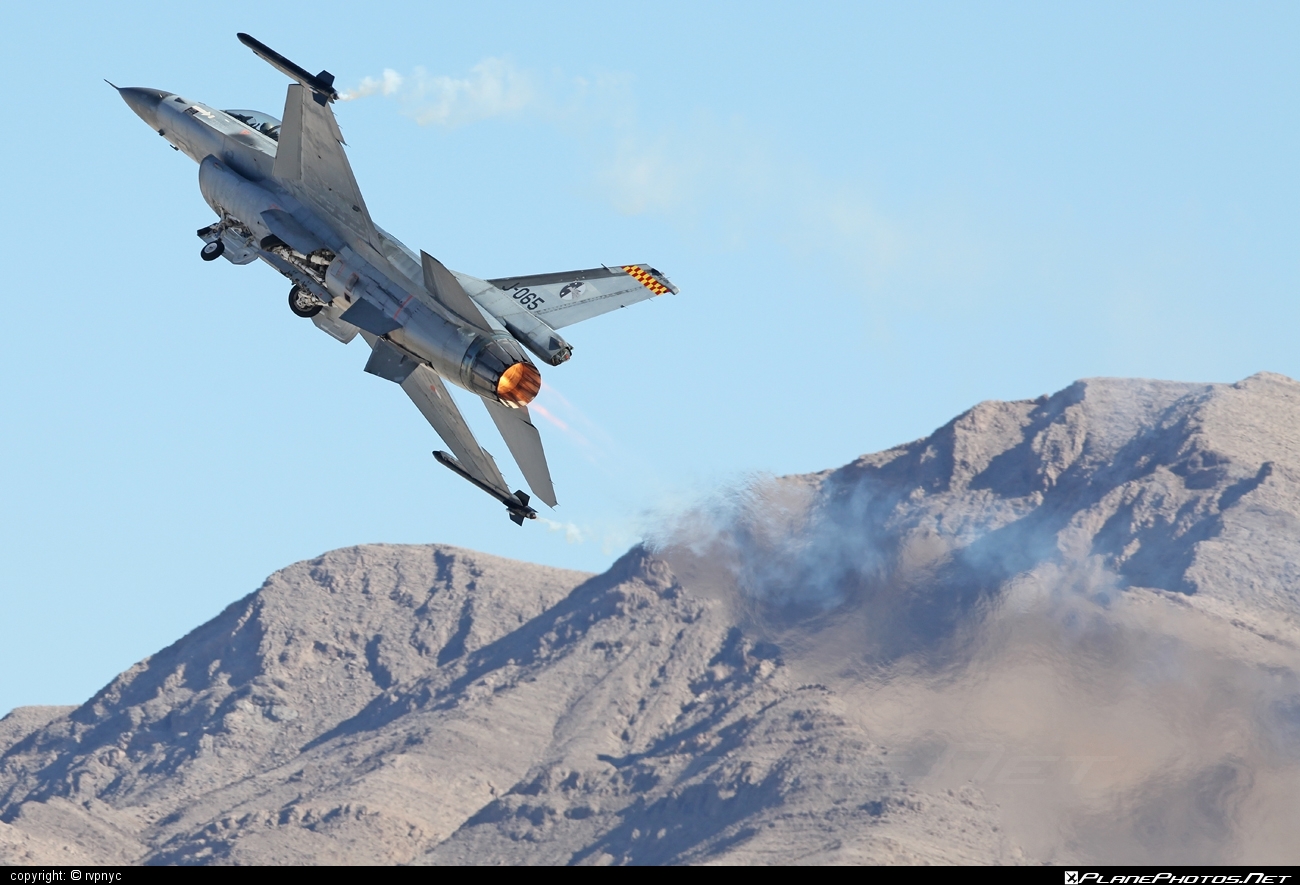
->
[496,362,541,406]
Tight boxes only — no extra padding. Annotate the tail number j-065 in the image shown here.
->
[505,285,545,310]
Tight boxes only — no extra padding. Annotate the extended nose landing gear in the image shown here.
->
[288,285,323,318]
[200,239,225,261]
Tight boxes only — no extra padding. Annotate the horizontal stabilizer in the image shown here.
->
[483,264,678,330]
[482,400,557,508]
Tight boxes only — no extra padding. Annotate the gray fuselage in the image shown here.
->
[120,87,542,408]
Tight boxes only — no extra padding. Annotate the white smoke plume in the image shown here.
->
[339,68,404,101]
[539,516,585,544]
[340,58,534,127]
[339,57,930,295]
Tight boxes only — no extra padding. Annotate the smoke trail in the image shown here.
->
[339,69,403,101]
[649,473,854,613]
[539,517,585,544]
[339,59,534,127]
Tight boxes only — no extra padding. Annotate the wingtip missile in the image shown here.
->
[237,32,340,102]
[432,451,538,525]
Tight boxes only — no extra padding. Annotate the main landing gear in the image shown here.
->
[200,239,225,261]
[288,285,323,318]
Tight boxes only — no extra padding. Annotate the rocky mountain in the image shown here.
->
[2,372,1298,864]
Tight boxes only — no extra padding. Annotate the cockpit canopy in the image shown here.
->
[223,109,281,141]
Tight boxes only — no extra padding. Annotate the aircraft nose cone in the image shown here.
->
[117,87,169,129]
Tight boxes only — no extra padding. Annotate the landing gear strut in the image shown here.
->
[288,285,323,318]
[200,239,225,261]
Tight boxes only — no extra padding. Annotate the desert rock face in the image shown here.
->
[0,546,1008,864]
[0,546,590,863]
[2,373,1298,864]
[783,373,1300,649]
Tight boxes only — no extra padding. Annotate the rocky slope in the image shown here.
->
[2,372,1298,864]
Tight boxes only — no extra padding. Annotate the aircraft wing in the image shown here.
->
[484,264,678,330]
[363,336,535,523]
[274,83,378,247]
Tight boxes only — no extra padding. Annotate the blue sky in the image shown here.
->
[3,1,1299,714]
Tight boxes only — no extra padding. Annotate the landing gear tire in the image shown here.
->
[200,239,225,261]
[289,286,323,318]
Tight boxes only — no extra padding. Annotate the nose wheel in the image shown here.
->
[289,285,324,318]
[200,239,225,261]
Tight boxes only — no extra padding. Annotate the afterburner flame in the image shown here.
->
[497,362,541,406]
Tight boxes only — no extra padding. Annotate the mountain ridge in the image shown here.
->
[3,372,1298,864]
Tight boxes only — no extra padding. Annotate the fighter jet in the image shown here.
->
[113,33,677,524]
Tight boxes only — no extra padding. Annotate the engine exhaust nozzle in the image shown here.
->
[497,362,542,406]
